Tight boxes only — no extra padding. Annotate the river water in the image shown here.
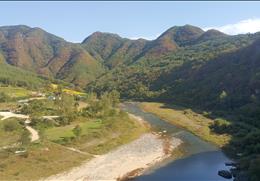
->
[122,102,231,181]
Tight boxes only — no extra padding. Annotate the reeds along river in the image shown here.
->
[122,102,231,181]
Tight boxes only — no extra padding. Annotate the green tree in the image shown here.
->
[55,92,74,114]
[109,90,120,107]
[74,101,79,110]
[20,130,31,146]
[249,156,260,181]
[0,92,10,102]
[72,125,82,138]
[219,90,228,100]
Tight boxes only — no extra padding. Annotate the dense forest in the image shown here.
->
[0,62,46,89]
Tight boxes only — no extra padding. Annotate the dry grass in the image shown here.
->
[0,102,18,111]
[0,142,90,180]
[140,102,230,147]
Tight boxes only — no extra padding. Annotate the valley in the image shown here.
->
[0,23,259,181]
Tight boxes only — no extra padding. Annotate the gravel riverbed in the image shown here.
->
[45,133,182,181]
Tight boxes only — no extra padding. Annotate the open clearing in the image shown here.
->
[0,87,31,98]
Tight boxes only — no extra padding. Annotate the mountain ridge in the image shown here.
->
[0,24,259,88]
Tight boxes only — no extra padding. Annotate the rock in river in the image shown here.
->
[218,170,232,179]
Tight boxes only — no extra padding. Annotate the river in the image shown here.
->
[122,102,231,181]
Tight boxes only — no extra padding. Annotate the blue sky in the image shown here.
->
[0,1,260,42]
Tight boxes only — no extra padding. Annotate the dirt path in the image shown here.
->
[44,133,182,181]
[25,125,39,142]
[42,116,59,120]
[77,101,88,110]
[18,97,46,103]
[0,112,29,120]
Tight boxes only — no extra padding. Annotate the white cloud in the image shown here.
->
[203,18,260,35]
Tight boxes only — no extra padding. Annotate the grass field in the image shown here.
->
[63,88,86,96]
[0,118,24,147]
[0,142,90,180]
[79,114,148,155]
[140,102,230,147]
[45,114,148,155]
[45,119,102,141]
[50,84,86,96]
[0,87,31,98]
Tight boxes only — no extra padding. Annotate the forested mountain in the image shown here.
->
[1,25,260,108]
[161,37,260,124]
[0,25,104,86]
[82,31,148,68]
[87,30,260,100]
[1,24,259,91]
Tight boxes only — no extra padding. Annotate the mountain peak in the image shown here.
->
[197,29,227,42]
[204,29,227,36]
[82,31,123,44]
[0,25,32,37]
[158,25,204,46]
[0,25,31,30]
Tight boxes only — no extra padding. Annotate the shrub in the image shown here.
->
[210,118,231,134]
[73,125,82,137]
[20,130,31,146]
[0,92,10,102]
[3,119,21,132]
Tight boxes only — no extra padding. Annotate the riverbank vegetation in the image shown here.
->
[140,102,260,181]
[140,102,230,147]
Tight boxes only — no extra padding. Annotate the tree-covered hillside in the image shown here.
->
[0,25,105,86]
[86,32,260,100]
[0,62,46,89]
[82,31,149,68]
